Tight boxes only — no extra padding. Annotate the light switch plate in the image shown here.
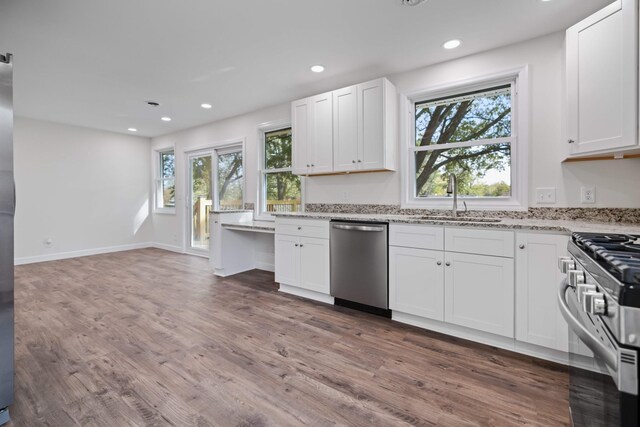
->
[536,187,556,204]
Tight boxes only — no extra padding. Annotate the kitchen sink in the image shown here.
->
[419,216,502,223]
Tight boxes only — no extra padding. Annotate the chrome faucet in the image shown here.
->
[446,174,467,217]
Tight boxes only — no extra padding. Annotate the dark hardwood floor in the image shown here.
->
[8,248,569,426]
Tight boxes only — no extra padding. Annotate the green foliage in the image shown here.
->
[264,129,301,206]
[415,89,512,198]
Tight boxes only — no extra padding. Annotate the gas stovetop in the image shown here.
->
[571,232,640,307]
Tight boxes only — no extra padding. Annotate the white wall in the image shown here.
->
[151,31,640,248]
[307,32,640,207]
[14,117,153,262]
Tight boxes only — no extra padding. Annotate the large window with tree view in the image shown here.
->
[261,128,301,216]
[413,84,513,200]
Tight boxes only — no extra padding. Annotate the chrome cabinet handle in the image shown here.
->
[519,244,525,249]
[352,160,356,163]
[311,164,315,167]
[436,261,442,266]
[445,262,451,266]
[294,244,299,247]
[297,226,302,230]
[357,160,362,163]
[299,244,304,248]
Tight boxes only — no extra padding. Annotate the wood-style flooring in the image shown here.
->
[8,248,569,426]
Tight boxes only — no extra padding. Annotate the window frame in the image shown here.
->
[401,66,529,211]
[154,146,176,214]
[256,121,304,221]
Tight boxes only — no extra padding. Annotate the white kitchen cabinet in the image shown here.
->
[298,237,330,294]
[274,233,299,286]
[389,246,444,321]
[444,251,515,338]
[566,0,638,155]
[291,92,333,175]
[293,77,397,175]
[275,218,330,298]
[333,78,397,173]
[515,233,570,352]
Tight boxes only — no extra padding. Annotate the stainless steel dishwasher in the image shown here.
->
[330,221,389,315]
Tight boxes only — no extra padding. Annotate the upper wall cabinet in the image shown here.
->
[292,92,334,175]
[565,0,638,156]
[292,78,397,176]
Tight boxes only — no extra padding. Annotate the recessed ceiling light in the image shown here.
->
[201,103,212,109]
[310,65,325,73]
[128,128,137,132]
[161,117,172,122]
[443,39,462,50]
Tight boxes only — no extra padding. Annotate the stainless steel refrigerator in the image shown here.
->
[0,52,14,425]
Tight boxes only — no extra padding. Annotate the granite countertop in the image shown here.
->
[272,212,640,235]
[210,209,253,214]
[221,220,275,232]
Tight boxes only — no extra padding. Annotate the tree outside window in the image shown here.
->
[414,85,513,199]
[261,128,301,215]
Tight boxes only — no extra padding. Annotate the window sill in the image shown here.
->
[402,199,528,212]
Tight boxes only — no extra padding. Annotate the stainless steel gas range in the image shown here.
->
[558,232,639,427]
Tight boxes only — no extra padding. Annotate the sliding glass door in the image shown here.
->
[189,152,213,252]
[187,144,244,254]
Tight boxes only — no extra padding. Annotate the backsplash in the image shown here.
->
[304,204,640,224]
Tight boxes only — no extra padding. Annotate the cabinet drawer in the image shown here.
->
[445,228,514,258]
[389,224,444,250]
[275,218,330,239]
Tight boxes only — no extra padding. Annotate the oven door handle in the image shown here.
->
[558,279,618,371]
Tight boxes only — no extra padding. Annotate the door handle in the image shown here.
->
[332,224,385,232]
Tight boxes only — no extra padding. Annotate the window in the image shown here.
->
[215,146,244,211]
[404,68,528,210]
[155,149,175,212]
[259,127,302,218]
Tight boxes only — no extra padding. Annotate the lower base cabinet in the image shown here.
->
[389,246,444,321]
[390,246,514,338]
[444,252,515,338]
[275,234,330,294]
[515,233,570,352]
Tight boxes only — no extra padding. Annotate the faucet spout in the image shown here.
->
[446,174,458,217]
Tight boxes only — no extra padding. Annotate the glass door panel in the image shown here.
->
[190,154,212,251]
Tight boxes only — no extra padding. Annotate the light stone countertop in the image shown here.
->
[272,212,640,235]
[221,220,275,232]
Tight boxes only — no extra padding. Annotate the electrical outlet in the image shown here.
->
[581,186,596,204]
[536,188,556,204]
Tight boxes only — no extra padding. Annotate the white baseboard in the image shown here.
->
[14,242,153,265]
[255,261,275,272]
[278,284,334,305]
[150,242,184,253]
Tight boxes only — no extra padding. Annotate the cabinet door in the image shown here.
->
[275,234,300,286]
[291,99,309,175]
[333,86,359,172]
[515,233,569,352]
[299,237,330,294]
[309,93,333,174]
[444,252,515,338]
[210,214,223,270]
[566,0,638,154]
[357,79,385,170]
[389,246,444,321]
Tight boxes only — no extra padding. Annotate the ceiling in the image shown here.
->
[0,0,610,138]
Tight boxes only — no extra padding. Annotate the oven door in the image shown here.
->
[558,280,639,427]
